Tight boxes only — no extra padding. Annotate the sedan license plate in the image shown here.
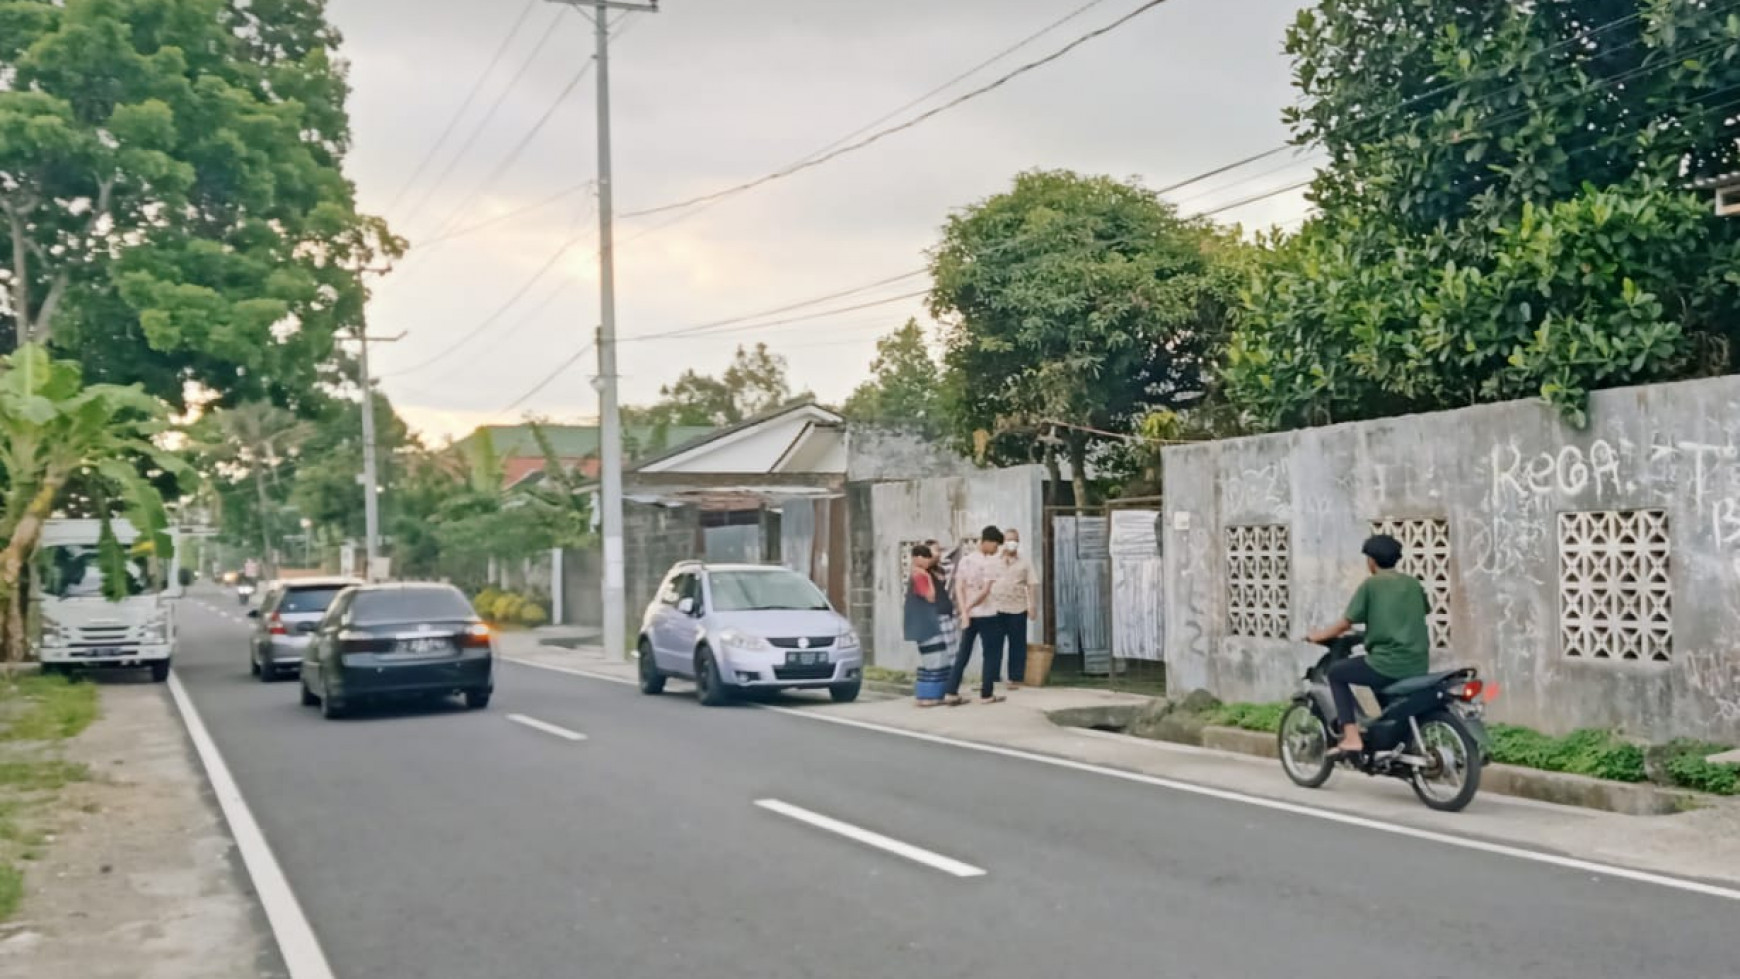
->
[787,650,827,667]
[394,637,452,657]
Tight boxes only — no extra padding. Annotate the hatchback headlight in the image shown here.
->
[837,630,861,650]
[719,629,772,652]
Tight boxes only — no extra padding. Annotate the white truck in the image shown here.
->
[32,518,177,682]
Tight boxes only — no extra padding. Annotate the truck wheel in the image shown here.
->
[149,661,171,684]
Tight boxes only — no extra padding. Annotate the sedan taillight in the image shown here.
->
[460,623,492,650]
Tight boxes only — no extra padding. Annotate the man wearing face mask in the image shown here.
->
[990,527,1040,689]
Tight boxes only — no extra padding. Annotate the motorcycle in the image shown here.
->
[236,581,255,606]
[1277,633,1495,812]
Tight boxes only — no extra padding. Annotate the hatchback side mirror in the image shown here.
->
[247,609,260,619]
[676,597,695,615]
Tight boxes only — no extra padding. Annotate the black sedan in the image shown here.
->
[299,583,494,719]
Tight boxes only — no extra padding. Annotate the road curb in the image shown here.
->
[1047,706,1713,817]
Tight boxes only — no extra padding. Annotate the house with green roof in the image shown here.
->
[456,423,715,489]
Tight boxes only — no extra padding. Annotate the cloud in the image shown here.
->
[330,0,1311,438]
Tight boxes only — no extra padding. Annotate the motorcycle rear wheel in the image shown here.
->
[1278,703,1335,789]
[1409,710,1482,812]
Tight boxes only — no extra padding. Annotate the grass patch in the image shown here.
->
[863,666,913,686]
[1206,701,1288,734]
[0,760,90,792]
[1650,740,1740,796]
[0,675,100,923]
[0,674,100,742]
[1488,725,1648,782]
[0,863,20,920]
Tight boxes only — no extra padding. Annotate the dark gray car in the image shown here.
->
[248,577,361,681]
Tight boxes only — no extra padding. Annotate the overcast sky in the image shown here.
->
[328,0,1314,441]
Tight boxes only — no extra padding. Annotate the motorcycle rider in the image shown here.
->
[1306,534,1431,755]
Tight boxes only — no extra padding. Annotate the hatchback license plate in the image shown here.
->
[395,637,451,656]
[787,651,826,667]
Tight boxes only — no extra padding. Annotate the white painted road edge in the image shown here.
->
[167,672,336,979]
[755,799,986,878]
[502,656,1740,904]
[506,713,588,742]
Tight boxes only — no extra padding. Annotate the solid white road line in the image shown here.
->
[503,656,1740,904]
[506,713,588,742]
[754,799,986,878]
[167,674,335,979]
[500,656,636,686]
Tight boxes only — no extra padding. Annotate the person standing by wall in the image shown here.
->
[904,545,949,707]
[924,539,959,662]
[946,527,1007,705]
[992,527,1040,689]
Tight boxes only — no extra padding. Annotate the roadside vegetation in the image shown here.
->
[1192,698,1740,797]
[0,674,99,919]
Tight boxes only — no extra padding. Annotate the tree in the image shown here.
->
[195,402,313,575]
[842,319,944,435]
[0,344,190,661]
[1229,1,1740,429]
[628,343,804,428]
[0,0,401,413]
[930,169,1246,506]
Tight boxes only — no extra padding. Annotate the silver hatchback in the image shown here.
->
[248,577,361,681]
[637,562,864,706]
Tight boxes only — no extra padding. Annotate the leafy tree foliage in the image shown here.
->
[842,319,943,435]
[0,344,190,661]
[627,343,809,428]
[930,169,1246,505]
[1230,1,1740,428]
[0,0,400,413]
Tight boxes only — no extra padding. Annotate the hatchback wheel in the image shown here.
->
[320,686,346,719]
[829,681,861,704]
[695,648,730,707]
[638,641,666,695]
[248,654,260,677]
[300,679,319,707]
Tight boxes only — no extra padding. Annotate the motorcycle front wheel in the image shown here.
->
[1278,702,1334,788]
[1409,710,1482,812]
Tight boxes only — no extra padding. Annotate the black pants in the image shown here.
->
[998,612,1029,683]
[1327,656,1393,731]
[948,615,1006,700]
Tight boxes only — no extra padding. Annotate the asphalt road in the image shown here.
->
[170,595,1736,979]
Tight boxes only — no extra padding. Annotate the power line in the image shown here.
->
[419,181,596,248]
[617,0,1178,221]
[383,0,540,215]
[422,58,598,243]
[623,289,932,344]
[500,343,596,415]
[381,226,592,378]
[397,6,570,230]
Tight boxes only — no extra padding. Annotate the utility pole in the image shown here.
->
[352,329,404,582]
[549,0,657,657]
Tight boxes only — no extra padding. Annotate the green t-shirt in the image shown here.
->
[1345,570,1430,679]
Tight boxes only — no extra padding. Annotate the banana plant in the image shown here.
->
[0,344,192,661]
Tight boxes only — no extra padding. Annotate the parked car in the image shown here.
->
[638,562,863,706]
[247,577,361,681]
[299,582,494,720]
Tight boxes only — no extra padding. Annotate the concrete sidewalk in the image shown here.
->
[496,629,1740,889]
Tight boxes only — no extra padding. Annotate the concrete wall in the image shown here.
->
[623,502,701,647]
[869,466,1046,671]
[846,427,978,483]
[1162,375,1740,743]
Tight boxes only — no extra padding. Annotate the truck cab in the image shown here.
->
[32,519,176,682]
